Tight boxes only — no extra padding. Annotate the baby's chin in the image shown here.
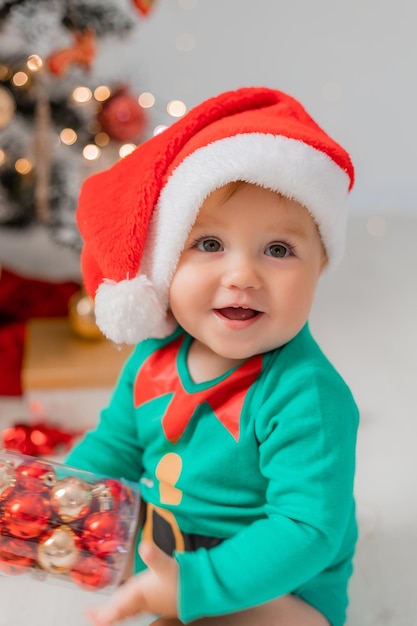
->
[216,335,297,361]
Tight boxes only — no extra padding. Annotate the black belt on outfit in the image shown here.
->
[142,501,224,556]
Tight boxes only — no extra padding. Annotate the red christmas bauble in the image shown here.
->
[70,553,113,590]
[51,476,92,522]
[2,491,50,539]
[37,525,79,573]
[0,536,37,575]
[15,460,56,493]
[97,89,146,141]
[2,422,80,456]
[82,511,121,557]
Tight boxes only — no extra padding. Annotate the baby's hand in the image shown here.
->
[85,542,179,626]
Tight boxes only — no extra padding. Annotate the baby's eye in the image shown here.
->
[196,238,223,252]
[265,243,291,258]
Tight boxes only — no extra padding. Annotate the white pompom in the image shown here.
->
[94,275,175,344]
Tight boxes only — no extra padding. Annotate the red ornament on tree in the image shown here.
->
[70,552,113,590]
[97,87,147,141]
[47,29,96,77]
[132,0,157,16]
[0,536,37,575]
[2,491,50,539]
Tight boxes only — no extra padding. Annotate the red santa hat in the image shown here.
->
[77,86,354,344]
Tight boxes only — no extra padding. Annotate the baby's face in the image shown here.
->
[169,182,327,364]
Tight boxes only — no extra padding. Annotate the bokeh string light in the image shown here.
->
[0,52,189,175]
[15,158,32,175]
[12,71,29,87]
[27,54,43,72]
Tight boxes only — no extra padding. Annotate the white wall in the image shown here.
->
[100,0,417,214]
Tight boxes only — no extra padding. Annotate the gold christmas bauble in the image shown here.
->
[68,289,103,340]
[37,526,79,573]
[51,476,92,522]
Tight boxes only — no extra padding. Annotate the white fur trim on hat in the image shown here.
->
[94,275,176,344]
[141,133,350,322]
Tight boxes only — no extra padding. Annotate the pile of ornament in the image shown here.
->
[0,451,139,591]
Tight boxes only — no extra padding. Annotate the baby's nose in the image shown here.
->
[221,256,261,290]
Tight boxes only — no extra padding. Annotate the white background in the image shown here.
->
[98,0,417,215]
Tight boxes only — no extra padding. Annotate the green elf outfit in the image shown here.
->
[67,87,358,624]
[67,324,358,625]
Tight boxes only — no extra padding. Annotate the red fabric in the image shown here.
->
[0,267,80,396]
[0,322,26,395]
[134,335,263,443]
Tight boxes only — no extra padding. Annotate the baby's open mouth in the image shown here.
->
[215,307,260,321]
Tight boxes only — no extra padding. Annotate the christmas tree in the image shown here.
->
[0,0,156,249]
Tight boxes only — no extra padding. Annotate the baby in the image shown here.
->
[67,87,358,626]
